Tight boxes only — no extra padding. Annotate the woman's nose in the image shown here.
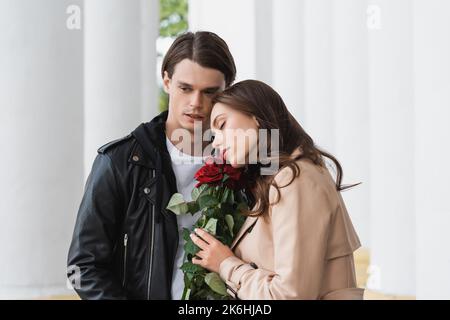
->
[211,136,220,149]
[211,132,223,149]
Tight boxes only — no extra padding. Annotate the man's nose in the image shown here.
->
[190,91,202,107]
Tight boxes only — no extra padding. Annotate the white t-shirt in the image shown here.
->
[166,137,205,300]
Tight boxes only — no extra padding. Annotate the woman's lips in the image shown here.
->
[222,148,230,161]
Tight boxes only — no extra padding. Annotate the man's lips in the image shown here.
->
[184,113,205,120]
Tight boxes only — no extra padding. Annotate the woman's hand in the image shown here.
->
[190,228,235,274]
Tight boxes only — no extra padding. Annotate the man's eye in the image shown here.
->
[180,87,191,92]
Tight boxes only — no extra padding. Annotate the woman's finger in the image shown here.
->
[192,256,204,266]
[194,228,216,243]
[190,232,208,250]
[195,249,206,259]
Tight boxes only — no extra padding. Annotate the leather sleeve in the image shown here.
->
[67,153,127,300]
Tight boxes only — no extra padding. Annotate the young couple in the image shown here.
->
[67,31,363,300]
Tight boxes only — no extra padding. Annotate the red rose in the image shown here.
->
[194,162,223,187]
[194,154,245,189]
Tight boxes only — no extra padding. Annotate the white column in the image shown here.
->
[0,0,84,298]
[188,0,272,83]
[413,0,450,299]
[302,0,335,152]
[367,0,415,296]
[84,0,159,177]
[272,0,305,125]
[333,0,370,247]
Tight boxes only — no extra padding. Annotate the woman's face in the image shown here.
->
[210,102,260,168]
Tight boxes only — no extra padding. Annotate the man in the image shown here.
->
[67,31,236,299]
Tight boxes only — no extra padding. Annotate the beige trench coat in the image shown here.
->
[219,158,364,300]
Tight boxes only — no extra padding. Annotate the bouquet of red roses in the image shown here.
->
[166,155,249,300]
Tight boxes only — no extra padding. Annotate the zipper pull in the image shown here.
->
[124,233,128,247]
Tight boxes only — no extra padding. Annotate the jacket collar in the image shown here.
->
[130,110,169,169]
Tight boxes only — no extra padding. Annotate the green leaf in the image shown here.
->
[166,193,188,215]
[184,239,200,256]
[221,188,230,203]
[191,184,208,201]
[198,194,219,210]
[187,201,199,214]
[227,189,235,204]
[196,215,207,228]
[225,214,234,237]
[204,272,227,296]
[233,211,246,235]
[204,218,218,236]
[186,272,194,281]
[181,261,204,274]
[182,228,191,242]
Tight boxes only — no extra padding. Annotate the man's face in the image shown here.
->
[164,59,226,134]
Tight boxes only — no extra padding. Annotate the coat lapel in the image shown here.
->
[231,216,259,250]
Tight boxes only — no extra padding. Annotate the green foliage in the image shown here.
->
[158,0,189,112]
[160,0,188,37]
[159,88,169,113]
[166,183,249,300]
[205,272,228,296]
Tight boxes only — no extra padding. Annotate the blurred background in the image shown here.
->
[0,0,449,299]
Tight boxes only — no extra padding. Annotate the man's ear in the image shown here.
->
[163,71,171,94]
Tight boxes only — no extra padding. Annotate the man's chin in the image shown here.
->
[180,119,208,131]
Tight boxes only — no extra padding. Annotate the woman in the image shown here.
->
[190,80,364,300]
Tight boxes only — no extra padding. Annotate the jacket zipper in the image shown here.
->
[122,233,128,287]
[147,169,156,299]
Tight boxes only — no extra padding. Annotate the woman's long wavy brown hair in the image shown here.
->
[212,80,358,217]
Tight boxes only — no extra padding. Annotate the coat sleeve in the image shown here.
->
[67,153,127,300]
[219,166,334,299]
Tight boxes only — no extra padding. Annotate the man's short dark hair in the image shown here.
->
[161,31,236,87]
